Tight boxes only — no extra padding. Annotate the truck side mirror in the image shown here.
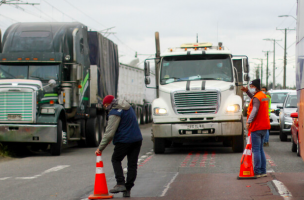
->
[145,77,151,85]
[244,74,250,82]
[144,61,150,76]
[243,58,249,73]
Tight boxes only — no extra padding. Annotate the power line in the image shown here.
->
[31,4,57,21]
[62,0,106,28]
[41,0,79,22]
[9,4,50,21]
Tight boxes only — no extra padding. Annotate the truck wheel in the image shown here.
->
[136,107,141,124]
[232,135,244,153]
[279,129,287,141]
[154,138,165,154]
[291,135,297,152]
[99,114,105,139]
[145,104,149,124]
[297,138,301,157]
[86,117,101,147]
[140,106,146,125]
[149,104,153,122]
[50,119,63,156]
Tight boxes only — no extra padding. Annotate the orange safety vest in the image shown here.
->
[247,91,271,132]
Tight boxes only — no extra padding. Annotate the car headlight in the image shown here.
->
[284,113,291,117]
[41,107,55,114]
[226,104,240,113]
[154,108,167,115]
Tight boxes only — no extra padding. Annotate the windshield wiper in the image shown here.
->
[29,76,42,80]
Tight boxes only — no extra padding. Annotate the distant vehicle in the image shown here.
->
[268,90,294,130]
[278,92,297,141]
[291,112,300,156]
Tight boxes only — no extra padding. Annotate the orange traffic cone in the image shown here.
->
[237,134,257,179]
[88,153,114,199]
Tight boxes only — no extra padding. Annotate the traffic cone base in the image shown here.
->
[88,194,114,199]
[88,153,113,199]
[237,134,257,179]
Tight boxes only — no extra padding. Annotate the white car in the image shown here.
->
[269,90,294,130]
[278,91,297,141]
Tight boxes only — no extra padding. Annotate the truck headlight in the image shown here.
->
[226,104,240,113]
[41,108,55,114]
[154,108,167,115]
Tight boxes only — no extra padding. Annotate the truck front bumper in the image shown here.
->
[0,124,57,143]
[153,121,242,138]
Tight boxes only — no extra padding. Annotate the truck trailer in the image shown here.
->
[144,32,249,154]
[0,22,119,155]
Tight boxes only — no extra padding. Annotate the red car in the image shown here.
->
[291,112,300,156]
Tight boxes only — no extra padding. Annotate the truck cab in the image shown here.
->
[145,39,247,153]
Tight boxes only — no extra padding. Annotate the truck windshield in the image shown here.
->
[160,55,233,85]
[0,65,59,80]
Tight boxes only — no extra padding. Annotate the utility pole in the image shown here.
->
[276,28,295,89]
[263,38,282,89]
[255,65,260,79]
[262,50,272,89]
[196,33,198,43]
[253,58,263,85]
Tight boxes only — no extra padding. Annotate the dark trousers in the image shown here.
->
[111,140,142,190]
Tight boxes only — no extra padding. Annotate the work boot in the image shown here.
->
[109,185,127,193]
[123,190,131,197]
[263,142,269,147]
[260,173,267,177]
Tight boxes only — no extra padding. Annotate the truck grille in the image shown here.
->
[0,92,34,122]
[173,91,219,114]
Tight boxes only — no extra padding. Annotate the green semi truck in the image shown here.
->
[0,22,119,155]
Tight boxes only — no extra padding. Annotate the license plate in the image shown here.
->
[187,124,204,130]
[7,114,22,120]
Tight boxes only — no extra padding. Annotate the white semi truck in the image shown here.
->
[144,32,249,153]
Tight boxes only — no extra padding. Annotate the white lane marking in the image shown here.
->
[267,169,275,173]
[272,180,292,198]
[15,165,70,180]
[160,172,179,197]
[0,177,11,180]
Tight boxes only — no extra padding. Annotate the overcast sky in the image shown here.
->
[0,0,298,87]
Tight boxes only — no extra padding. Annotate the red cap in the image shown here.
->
[103,95,115,105]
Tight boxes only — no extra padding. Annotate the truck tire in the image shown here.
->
[232,121,244,153]
[149,104,153,122]
[291,135,297,152]
[140,105,146,125]
[136,106,141,124]
[154,138,165,154]
[86,117,101,147]
[99,114,105,139]
[279,129,287,141]
[297,138,301,157]
[50,119,63,156]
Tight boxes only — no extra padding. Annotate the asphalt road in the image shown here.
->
[0,124,304,200]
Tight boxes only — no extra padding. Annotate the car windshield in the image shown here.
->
[285,95,297,108]
[0,64,59,80]
[160,55,233,85]
[270,92,288,103]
